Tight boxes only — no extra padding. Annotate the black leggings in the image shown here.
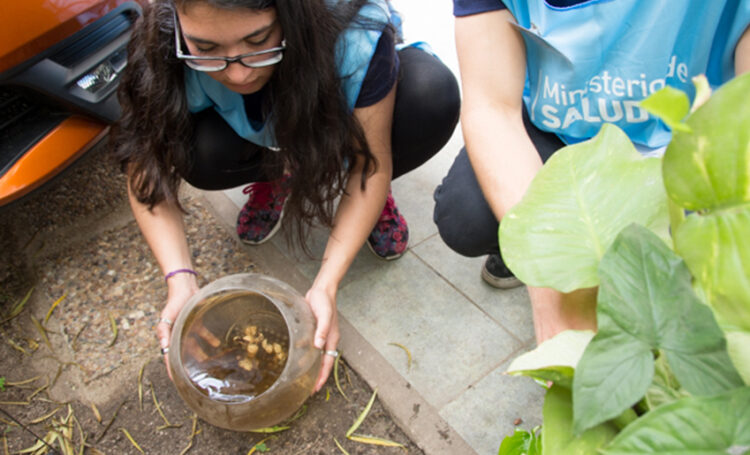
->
[184,47,460,190]
[432,106,565,257]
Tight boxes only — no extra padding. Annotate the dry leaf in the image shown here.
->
[107,313,118,347]
[45,293,67,324]
[346,388,378,438]
[119,428,144,454]
[334,355,349,402]
[388,342,412,371]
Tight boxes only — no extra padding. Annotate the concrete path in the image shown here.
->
[203,3,545,454]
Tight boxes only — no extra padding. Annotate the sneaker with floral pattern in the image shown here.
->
[236,175,290,245]
[367,189,408,260]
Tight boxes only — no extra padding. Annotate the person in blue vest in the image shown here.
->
[112,0,459,389]
[433,0,749,343]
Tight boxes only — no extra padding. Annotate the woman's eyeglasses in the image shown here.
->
[173,12,286,72]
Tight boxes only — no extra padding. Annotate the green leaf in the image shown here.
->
[662,72,750,211]
[640,86,692,133]
[726,331,750,385]
[499,124,669,292]
[602,387,750,455]
[498,427,541,455]
[542,385,618,455]
[0,377,5,392]
[674,210,750,332]
[661,73,750,387]
[573,224,743,434]
[508,367,574,391]
[689,74,712,113]
[507,330,594,389]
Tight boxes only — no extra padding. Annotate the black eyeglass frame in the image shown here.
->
[173,11,286,71]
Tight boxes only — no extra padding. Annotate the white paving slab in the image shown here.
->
[412,236,536,345]
[440,359,546,455]
[336,252,522,409]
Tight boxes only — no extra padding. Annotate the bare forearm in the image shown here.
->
[736,25,750,75]
[127,185,193,277]
[312,84,396,294]
[313,169,390,293]
[456,10,540,221]
[462,106,542,220]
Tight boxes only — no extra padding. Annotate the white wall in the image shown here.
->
[390,0,459,76]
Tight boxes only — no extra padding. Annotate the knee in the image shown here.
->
[397,48,460,126]
[433,181,494,258]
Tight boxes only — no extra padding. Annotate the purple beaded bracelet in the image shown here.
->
[164,268,198,282]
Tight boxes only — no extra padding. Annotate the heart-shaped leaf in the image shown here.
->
[573,224,743,434]
[543,385,618,454]
[602,387,750,455]
[507,330,594,389]
[499,124,669,292]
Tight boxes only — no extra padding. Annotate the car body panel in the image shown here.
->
[0,0,146,207]
[0,0,125,74]
[0,116,108,205]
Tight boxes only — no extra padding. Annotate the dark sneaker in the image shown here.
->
[236,175,290,245]
[366,189,408,260]
[481,253,522,289]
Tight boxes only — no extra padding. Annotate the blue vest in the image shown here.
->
[183,0,393,148]
[503,0,750,149]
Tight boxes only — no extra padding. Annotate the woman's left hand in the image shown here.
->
[305,286,340,393]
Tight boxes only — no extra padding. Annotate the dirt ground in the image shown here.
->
[0,145,424,454]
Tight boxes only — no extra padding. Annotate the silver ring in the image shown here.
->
[324,349,339,358]
[158,318,173,327]
[160,346,170,355]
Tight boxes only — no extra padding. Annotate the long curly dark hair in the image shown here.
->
[111,0,391,249]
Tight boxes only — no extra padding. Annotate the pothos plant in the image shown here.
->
[495,72,750,455]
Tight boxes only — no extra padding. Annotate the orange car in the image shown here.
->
[0,0,147,206]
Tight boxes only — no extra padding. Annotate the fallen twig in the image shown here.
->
[95,399,126,443]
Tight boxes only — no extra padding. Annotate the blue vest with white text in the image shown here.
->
[183,0,394,149]
[503,0,750,149]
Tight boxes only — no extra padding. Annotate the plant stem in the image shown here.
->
[611,408,638,431]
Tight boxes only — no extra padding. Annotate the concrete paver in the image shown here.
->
[336,252,522,410]
[440,360,545,455]
[212,3,546,453]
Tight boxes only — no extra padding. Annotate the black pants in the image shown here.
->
[184,47,460,190]
[432,107,565,257]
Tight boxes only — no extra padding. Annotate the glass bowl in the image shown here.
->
[168,273,320,431]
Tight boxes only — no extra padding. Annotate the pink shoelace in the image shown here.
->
[242,181,277,208]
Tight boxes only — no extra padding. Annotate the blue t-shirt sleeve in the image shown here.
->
[453,0,506,17]
[354,28,399,108]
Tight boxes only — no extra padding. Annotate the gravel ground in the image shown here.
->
[0,143,423,454]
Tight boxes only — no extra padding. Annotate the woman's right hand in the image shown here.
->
[305,285,340,393]
[156,273,200,379]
